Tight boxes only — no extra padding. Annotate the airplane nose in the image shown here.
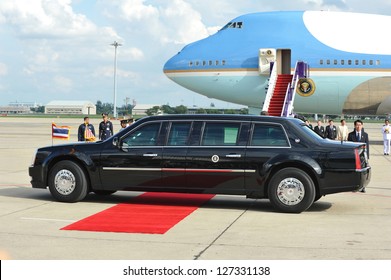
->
[163,52,181,73]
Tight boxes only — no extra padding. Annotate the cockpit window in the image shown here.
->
[220,21,243,31]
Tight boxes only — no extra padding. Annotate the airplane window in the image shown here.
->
[369,60,373,65]
[355,60,359,65]
[348,60,352,65]
[195,61,200,66]
[341,60,345,65]
[220,22,231,31]
[219,21,243,31]
[215,60,219,65]
[334,60,337,65]
[189,61,193,67]
[203,61,206,66]
[209,60,213,66]
[320,60,323,65]
[222,60,226,65]
[376,60,380,65]
[326,59,330,65]
[362,60,366,65]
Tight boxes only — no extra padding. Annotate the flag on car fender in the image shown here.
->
[52,123,71,140]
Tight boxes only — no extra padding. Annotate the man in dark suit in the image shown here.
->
[347,119,369,192]
[313,120,325,137]
[325,119,337,140]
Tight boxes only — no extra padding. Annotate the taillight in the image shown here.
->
[354,148,361,170]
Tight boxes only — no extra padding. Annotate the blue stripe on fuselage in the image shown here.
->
[163,11,390,72]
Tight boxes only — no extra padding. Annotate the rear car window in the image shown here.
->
[250,123,289,147]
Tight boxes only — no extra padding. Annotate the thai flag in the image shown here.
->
[52,123,70,139]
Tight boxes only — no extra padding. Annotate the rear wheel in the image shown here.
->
[48,160,88,202]
[268,167,315,213]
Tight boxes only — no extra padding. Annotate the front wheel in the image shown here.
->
[48,160,88,202]
[268,168,315,213]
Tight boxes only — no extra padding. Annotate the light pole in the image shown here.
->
[111,41,122,118]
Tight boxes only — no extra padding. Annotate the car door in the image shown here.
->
[185,121,249,192]
[160,121,192,188]
[99,121,164,190]
[244,122,291,191]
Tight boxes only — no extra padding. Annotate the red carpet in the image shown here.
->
[61,192,214,234]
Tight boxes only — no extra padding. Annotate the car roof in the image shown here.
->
[137,114,303,124]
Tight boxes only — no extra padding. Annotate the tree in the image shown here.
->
[96,100,113,115]
[174,105,188,114]
[146,106,161,116]
[161,104,175,114]
[31,106,45,113]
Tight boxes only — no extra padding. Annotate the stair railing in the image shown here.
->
[262,62,277,113]
[281,61,309,117]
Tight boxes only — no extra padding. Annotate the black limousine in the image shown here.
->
[29,115,371,213]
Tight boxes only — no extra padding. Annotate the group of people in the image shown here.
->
[77,113,133,142]
[306,117,391,155]
[307,118,371,193]
[307,119,350,141]
[307,118,370,157]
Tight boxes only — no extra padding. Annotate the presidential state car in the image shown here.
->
[29,115,371,213]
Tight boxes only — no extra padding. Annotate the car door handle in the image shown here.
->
[225,154,241,158]
[143,153,158,157]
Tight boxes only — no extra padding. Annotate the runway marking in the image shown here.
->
[21,217,76,223]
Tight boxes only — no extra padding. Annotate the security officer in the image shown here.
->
[99,113,113,141]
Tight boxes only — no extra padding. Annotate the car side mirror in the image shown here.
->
[112,137,119,147]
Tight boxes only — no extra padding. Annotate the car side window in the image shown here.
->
[201,122,240,146]
[167,122,191,146]
[251,123,289,147]
[122,122,161,146]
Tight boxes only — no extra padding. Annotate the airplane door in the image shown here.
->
[277,49,291,75]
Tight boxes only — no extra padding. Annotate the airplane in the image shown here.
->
[163,10,391,116]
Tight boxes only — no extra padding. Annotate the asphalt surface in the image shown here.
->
[0,117,390,260]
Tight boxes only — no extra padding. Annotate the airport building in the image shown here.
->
[45,100,96,115]
[132,104,160,116]
[0,105,31,115]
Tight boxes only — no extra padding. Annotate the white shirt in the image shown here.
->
[382,124,391,140]
[337,125,349,141]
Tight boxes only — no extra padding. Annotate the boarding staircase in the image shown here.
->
[262,61,310,117]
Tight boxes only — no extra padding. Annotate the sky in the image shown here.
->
[1,0,391,108]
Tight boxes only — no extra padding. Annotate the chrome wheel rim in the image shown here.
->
[54,169,76,195]
[276,177,305,206]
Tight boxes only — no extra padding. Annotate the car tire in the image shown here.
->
[48,160,88,202]
[93,190,117,196]
[268,167,315,213]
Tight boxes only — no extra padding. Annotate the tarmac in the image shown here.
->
[0,116,391,260]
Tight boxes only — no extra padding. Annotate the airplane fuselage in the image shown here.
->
[163,11,391,115]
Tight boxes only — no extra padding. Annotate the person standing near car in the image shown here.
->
[347,119,369,193]
[313,120,325,137]
[99,113,113,140]
[78,116,95,142]
[382,119,391,155]
[337,119,349,141]
[325,119,337,140]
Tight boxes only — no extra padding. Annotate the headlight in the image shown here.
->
[30,149,38,166]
